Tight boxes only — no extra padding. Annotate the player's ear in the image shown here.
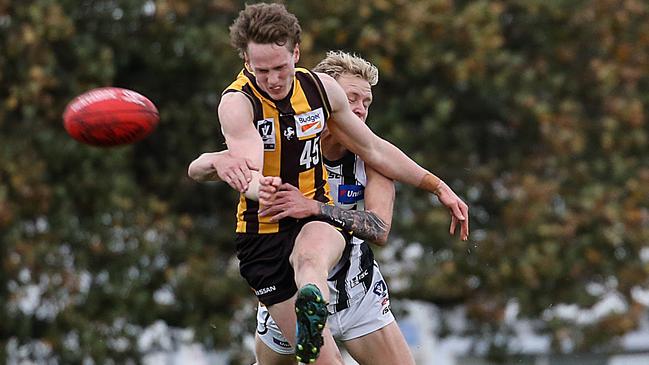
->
[243,52,251,70]
[292,44,300,64]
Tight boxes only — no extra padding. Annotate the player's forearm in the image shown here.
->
[418,172,444,196]
[188,152,222,182]
[363,167,395,245]
[317,202,389,244]
[371,140,443,194]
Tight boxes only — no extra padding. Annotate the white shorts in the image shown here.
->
[256,266,395,355]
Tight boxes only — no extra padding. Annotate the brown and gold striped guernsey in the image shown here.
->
[223,67,333,234]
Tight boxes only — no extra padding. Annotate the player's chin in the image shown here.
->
[268,88,289,99]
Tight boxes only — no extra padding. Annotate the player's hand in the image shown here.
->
[259,176,282,206]
[258,183,320,221]
[435,182,470,241]
[212,152,258,193]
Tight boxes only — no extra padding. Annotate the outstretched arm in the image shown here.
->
[188,150,258,192]
[318,72,469,240]
[189,92,266,200]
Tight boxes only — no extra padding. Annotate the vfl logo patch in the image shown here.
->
[294,107,324,139]
[373,280,387,297]
[257,118,276,151]
[338,184,364,204]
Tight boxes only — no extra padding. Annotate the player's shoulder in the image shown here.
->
[313,72,345,106]
[220,90,251,107]
[313,71,336,86]
[218,91,254,120]
[302,69,337,92]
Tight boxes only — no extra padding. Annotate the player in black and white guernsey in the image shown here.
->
[324,153,375,313]
[254,51,416,365]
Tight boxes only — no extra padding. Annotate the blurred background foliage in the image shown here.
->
[1,0,648,363]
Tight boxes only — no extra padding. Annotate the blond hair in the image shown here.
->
[313,51,379,86]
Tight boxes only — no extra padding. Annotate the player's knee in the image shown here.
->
[289,249,323,271]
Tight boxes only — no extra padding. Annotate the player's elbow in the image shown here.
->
[187,169,203,182]
[361,211,391,246]
[373,228,390,246]
[187,154,210,182]
[187,162,201,181]
[361,141,389,176]
[187,165,197,181]
[373,235,388,246]
[362,141,381,164]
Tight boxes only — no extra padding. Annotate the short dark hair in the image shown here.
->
[229,3,302,58]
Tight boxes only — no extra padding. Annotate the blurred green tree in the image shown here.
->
[1,0,252,363]
[295,0,649,357]
[1,0,648,363]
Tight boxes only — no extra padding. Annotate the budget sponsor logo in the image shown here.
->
[294,108,324,139]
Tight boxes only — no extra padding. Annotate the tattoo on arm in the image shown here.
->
[318,203,388,243]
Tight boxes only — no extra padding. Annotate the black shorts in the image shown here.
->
[235,218,351,306]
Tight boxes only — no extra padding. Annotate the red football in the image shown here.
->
[63,87,159,147]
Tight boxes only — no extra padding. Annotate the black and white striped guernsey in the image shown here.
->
[325,152,377,313]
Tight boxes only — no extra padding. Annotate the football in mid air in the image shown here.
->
[63,87,159,147]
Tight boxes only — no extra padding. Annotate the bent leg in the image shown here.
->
[344,321,415,365]
[290,221,346,302]
[290,221,346,364]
